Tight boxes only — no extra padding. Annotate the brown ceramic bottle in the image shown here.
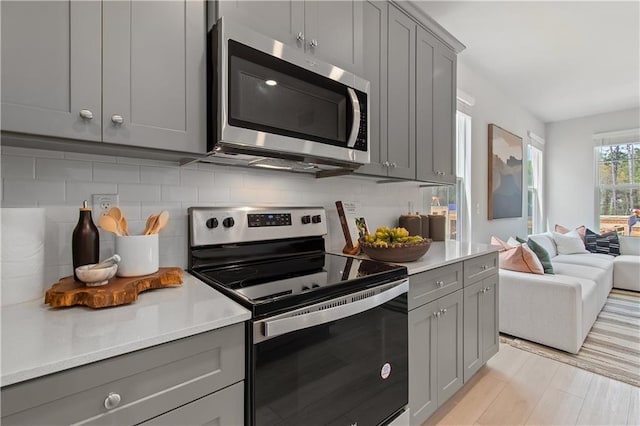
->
[72,200,99,280]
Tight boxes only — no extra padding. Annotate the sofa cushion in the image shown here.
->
[552,253,615,270]
[613,255,640,291]
[552,262,613,307]
[529,232,558,258]
[553,230,589,254]
[585,229,620,256]
[491,236,544,274]
[527,237,554,274]
[620,236,640,256]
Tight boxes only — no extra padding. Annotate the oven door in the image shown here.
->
[250,280,408,426]
[214,18,370,165]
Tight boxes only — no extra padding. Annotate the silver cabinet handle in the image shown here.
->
[111,115,124,125]
[296,32,305,42]
[440,308,447,315]
[436,280,444,288]
[79,109,93,120]
[480,288,485,294]
[382,161,390,167]
[391,162,398,168]
[485,287,490,292]
[433,311,440,318]
[309,39,318,48]
[104,392,121,410]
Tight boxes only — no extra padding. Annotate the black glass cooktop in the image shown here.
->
[193,253,407,317]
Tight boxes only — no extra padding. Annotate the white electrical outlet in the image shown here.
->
[92,194,119,216]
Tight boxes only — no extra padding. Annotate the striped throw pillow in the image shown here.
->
[585,228,620,256]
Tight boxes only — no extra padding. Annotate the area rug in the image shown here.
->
[500,289,640,387]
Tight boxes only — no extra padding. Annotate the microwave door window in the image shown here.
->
[228,44,348,146]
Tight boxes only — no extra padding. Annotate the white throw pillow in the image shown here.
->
[507,237,522,247]
[552,230,588,254]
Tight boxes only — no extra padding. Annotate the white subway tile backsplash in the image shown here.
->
[64,152,117,163]
[94,162,140,183]
[118,183,162,202]
[0,146,422,304]
[66,182,118,202]
[161,185,198,203]
[1,155,35,179]
[3,179,65,204]
[36,158,92,182]
[141,166,180,185]
[179,169,214,187]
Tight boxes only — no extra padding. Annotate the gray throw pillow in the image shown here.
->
[526,238,554,274]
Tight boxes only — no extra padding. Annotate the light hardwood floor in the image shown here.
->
[423,343,640,426]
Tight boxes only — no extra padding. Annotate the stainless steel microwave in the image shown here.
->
[206,18,370,174]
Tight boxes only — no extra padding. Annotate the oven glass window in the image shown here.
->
[252,295,408,425]
[228,40,350,147]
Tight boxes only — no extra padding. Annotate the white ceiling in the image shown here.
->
[413,1,640,123]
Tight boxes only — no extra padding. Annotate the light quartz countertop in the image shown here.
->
[332,240,498,275]
[1,272,250,387]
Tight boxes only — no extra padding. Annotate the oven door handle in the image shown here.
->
[346,87,360,148]
[263,280,408,338]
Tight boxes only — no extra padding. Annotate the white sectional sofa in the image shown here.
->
[499,234,640,354]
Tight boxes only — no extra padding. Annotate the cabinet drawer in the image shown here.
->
[409,263,463,310]
[463,253,498,285]
[141,381,244,426]
[1,323,244,426]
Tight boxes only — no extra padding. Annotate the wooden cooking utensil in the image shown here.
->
[143,214,158,235]
[151,210,170,234]
[120,216,130,236]
[108,207,129,236]
[99,214,122,236]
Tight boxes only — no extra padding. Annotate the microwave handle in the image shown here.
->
[346,88,361,148]
[263,280,408,338]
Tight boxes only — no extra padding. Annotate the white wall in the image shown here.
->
[457,60,546,244]
[0,146,422,305]
[546,107,640,230]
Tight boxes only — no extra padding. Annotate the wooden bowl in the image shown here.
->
[359,238,432,263]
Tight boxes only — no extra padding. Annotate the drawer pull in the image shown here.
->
[433,311,440,318]
[440,308,447,315]
[436,280,445,288]
[104,392,121,410]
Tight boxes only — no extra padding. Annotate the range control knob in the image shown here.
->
[222,217,235,228]
[206,218,218,229]
[301,215,311,224]
[312,215,322,223]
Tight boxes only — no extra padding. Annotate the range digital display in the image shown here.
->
[248,213,292,227]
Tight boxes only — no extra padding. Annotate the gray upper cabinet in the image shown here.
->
[1,1,102,142]
[1,0,205,154]
[358,1,388,177]
[217,0,363,74]
[386,4,416,180]
[103,0,205,153]
[416,26,457,184]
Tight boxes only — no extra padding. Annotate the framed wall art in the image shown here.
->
[488,124,523,220]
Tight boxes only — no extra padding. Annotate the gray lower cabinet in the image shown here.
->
[1,0,206,154]
[1,323,244,426]
[409,252,499,425]
[463,275,499,382]
[409,288,463,426]
[216,0,363,75]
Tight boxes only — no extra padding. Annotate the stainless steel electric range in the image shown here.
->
[188,206,409,426]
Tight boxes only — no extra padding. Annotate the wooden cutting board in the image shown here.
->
[44,267,183,309]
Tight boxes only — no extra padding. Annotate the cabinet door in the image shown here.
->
[103,0,206,153]
[1,1,101,141]
[215,1,304,49]
[141,382,243,426]
[415,26,437,183]
[386,5,416,180]
[432,40,457,184]
[463,280,484,382]
[357,0,388,177]
[304,1,363,74]
[481,276,500,362]
[409,300,438,426]
[436,289,463,404]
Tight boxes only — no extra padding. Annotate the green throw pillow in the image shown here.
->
[527,238,554,274]
[515,236,527,244]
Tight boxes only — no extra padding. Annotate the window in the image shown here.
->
[527,142,544,234]
[595,131,640,236]
[422,109,471,241]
